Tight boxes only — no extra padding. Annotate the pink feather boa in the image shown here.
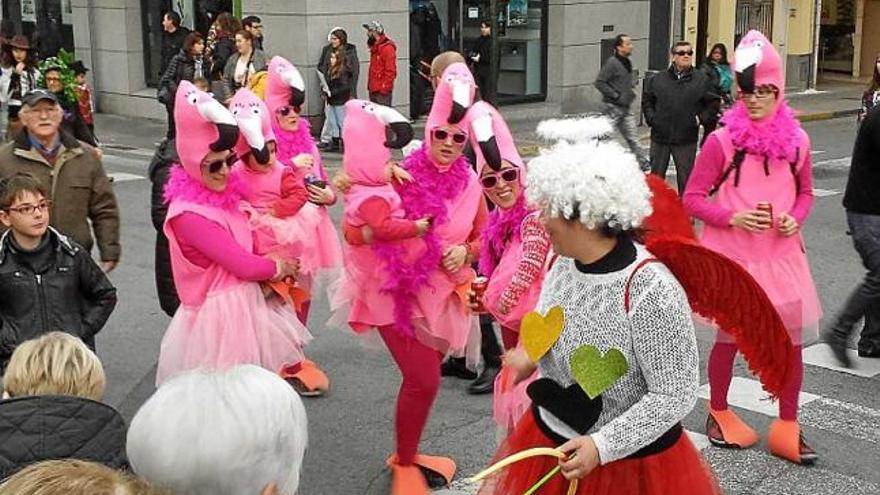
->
[163,164,244,211]
[272,118,319,170]
[479,194,530,277]
[719,100,803,161]
[377,144,473,336]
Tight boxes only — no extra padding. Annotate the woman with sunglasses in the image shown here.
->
[264,56,342,326]
[342,65,486,495]
[465,101,552,434]
[156,81,308,386]
[683,31,821,465]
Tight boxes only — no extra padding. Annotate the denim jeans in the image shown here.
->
[319,102,333,144]
[830,211,880,351]
[326,104,346,139]
[604,103,648,166]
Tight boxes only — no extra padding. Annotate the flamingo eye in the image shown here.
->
[186,91,198,105]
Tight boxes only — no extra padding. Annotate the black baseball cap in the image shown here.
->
[22,89,59,107]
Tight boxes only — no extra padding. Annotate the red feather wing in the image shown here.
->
[641,174,697,242]
[646,236,794,398]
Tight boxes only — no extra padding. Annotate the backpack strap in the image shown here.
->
[624,258,662,313]
[708,129,749,196]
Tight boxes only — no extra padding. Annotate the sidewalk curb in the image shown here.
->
[796,108,859,122]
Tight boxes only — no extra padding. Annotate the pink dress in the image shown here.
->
[274,121,343,292]
[157,197,311,385]
[684,128,822,344]
[237,162,316,266]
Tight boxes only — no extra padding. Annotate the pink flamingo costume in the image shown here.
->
[156,81,310,386]
[468,101,553,433]
[332,99,425,332]
[342,63,488,494]
[265,56,343,321]
[683,31,822,464]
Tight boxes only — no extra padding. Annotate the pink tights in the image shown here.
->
[378,326,443,465]
[708,342,803,421]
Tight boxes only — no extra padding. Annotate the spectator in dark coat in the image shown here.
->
[0,333,128,479]
[148,139,180,317]
[160,11,190,78]
[469,19,496,105]
[158,32,207,139]
[826,105,880,366]
[221,30,268,102]
[322,48,354,152]
[595,33,648,168]
[363,20,397,106]
[207,13,239,82]
[0,174,117,371]
[642,40,719,192]
[317,27,359,150]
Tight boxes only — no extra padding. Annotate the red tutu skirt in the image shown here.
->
[478,412,722,495]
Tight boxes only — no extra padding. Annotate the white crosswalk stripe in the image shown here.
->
[108,172,146,183]
[803,343,880,378]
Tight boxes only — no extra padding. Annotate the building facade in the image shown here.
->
[819,0,880,79]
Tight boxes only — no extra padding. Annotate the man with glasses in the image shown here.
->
[0,173,117,373]
[242,16,265,51]
[0,90,120,272]
[642,40,719,192]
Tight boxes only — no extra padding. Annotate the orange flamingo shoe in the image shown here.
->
[706,408,760,449]
[767,419,818,465]
[280,360,329,397]
[386,458,430,495]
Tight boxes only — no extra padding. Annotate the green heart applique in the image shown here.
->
[569,345,629,399]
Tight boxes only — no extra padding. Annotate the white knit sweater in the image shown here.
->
[536,245,700,464]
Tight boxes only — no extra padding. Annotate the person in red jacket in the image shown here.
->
[363,20,397,106]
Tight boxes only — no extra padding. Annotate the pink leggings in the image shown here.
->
[708,342,803,421]
[378,326,443,465]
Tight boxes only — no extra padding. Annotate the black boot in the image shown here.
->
[329,137,341,153]
[316,140,332,151]
[468,315,502,394]
[440,357,476,380]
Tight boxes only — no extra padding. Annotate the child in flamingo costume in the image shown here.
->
[229,88,331,397]
[683,30,821,464]
[156,81,310,385]
[332,99,432,334]
[265,56,343,323]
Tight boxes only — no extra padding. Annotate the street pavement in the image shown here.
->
[91,114,878,495]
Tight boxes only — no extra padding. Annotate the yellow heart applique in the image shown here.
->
[520,306,565,362]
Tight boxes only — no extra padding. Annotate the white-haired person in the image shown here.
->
[0,332,128,479]
[477,120,720,494]
[0,459,165,495]
[126,365,308,495]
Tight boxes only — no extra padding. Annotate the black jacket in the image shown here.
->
[210,36,236,80]
[148,139,180,317]
[56,93,98,147]
[844,106,880,215]
[318,43,360,99]
[642,65,719,145]
[470,35,491,76]
[0,395,128,480]
[596,54,636,108]
[327,68,354,106]
[0,228,117,365]
[160,26,191,77]
[158,50,207,105]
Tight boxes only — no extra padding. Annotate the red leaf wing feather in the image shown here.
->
[641,174,697,243]
[646,236,794,399]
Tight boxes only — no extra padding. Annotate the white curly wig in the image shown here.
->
[525,116,652,231]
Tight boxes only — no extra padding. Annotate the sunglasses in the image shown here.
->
[432,128,468,145]
[276,105,301,117]
[480,168,519,189]
[202,153,238,173]
[674,50,694,56]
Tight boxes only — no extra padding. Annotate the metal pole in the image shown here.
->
[490,0,499,103]
[810,0,822,88]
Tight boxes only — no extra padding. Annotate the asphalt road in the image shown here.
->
[93,115,878,495]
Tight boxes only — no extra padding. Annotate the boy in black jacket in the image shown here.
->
[0,174,117,372]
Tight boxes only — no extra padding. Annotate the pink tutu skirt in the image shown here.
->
[156,282,312,385]
[493,365,537,436]
[706,249,822,345]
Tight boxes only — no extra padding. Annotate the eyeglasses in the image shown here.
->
[45,77,62,82]
[674,50,694,56]
[432,128,468,145]
[739,86,778,100]
[202,153,238,173]
[480,168,519,189]
[5,200,50,215]
[275,105,301,117]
